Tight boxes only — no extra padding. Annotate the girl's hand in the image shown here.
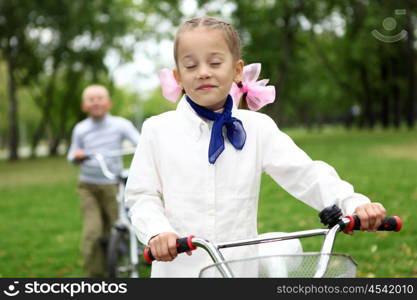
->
[148,232,193,262]
[149,232,179,261]
[353,202,386,232]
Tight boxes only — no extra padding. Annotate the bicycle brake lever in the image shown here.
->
[319,205,343,228]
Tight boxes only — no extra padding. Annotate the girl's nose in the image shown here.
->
[197,65,211,79]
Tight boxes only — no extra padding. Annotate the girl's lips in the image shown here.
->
[197,85,216,90]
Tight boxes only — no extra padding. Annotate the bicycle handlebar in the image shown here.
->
[93,149,136,158]
[343,215,402,232]
[319,204,402,232]
[83,150,135,180]
[144,235,196,263]
[85,153,117,180]
[143,207,402,263]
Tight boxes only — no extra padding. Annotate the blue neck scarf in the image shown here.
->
[186,95,246,164]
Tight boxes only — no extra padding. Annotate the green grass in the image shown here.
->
[1,128,416,277]
[0,157,83,277]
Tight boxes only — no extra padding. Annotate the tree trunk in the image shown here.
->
[390,57,401,128]
[6,54,19,161]
[405,14,416,128]
[392,84,401,128]
[49,71,79,156]
[274,10,296,125]
[359,64,375,128]
[29,92,44,158]
[48,135,60,156]
[30,63,59,157]
[380,57,390,128]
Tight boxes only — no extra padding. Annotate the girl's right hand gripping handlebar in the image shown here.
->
[343,215,402,232]
[319,204,402,232]
[144,235,196,263]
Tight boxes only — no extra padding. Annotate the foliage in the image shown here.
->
[141,88,178,121]
[1,0,417,160]
[0,0,145,159]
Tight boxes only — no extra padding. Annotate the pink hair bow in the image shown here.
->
[158,68,182,103]
[230,63,276,111]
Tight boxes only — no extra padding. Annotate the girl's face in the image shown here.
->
[174,27,243,110]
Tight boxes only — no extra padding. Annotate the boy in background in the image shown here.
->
[67,84,140,277]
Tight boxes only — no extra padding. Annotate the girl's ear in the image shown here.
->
[173,69,182,87]
[234,60,244,83]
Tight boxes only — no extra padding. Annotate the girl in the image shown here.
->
[125,16,386,277]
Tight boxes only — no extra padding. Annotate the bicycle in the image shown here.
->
[86,150,145,278]
[144,205,402,277]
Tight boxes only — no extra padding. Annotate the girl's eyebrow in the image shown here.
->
[181,51,226,61]
[210,52,225,57]
[181,54,195,61]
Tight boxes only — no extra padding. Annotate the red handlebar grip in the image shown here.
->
[343,215,355,233]
[143,235,196,263]
[345,215,402,232]
[187,235,197,250]
[393,216,402,232]
[144,247,153,263]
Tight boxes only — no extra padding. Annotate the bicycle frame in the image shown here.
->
[190,218,351,278]
[88,150,141,278]
[113,171,140,278]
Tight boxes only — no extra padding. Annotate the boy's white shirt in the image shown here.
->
[125,96,370,277]
[67,114,140,184]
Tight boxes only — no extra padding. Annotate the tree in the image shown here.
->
[31,0,145,156]
[0,0,41,160]
[1,0,145,159]
[139,0,417,129]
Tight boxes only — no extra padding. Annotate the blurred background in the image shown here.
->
[0,0,416,277]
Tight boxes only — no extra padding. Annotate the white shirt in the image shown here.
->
[125,97,370,277]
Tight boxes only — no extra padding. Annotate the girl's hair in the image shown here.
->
[174,16,241,65]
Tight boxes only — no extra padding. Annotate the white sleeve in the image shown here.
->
[67,124,82,163]
[122,119,141,146]
[124,119,178,245]
[261,116,370,215]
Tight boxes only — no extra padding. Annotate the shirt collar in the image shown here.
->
[176,95,238,141]
[90,113,110,124]
[176,96,206,141]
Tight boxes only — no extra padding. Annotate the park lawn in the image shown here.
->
[0,127,416,277]
[0,156,83,277]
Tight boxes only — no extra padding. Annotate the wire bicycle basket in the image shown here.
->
[199,253,357,278]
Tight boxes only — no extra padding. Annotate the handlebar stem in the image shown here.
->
[314,223,341,278]
[191,238,234,278]
[90,153,117,180]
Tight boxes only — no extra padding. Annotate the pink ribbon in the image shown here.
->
[230,63,276,111]
[158,68,182,103]
[158,63,276,111]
